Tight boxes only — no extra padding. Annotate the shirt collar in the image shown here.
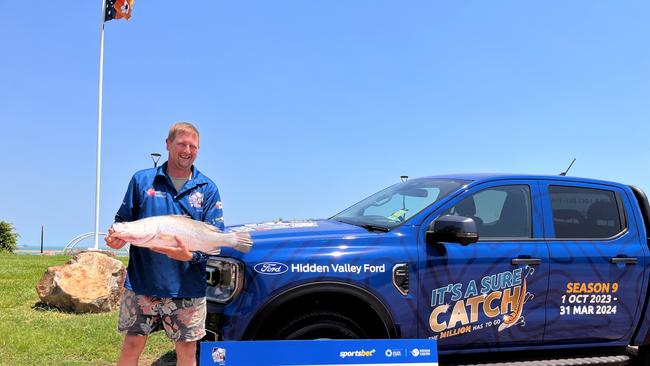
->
[156,162,207,187]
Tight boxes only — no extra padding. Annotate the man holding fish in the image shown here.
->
[106,122,251,366]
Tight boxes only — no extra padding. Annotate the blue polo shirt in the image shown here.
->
[115,162,225,297]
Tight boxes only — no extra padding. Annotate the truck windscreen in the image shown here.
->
[331,178,469,230]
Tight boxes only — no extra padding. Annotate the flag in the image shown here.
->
[105,0,134,22]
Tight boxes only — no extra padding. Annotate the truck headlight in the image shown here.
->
[206,258,244,303]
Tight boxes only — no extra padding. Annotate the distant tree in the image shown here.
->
[0,221,19,253]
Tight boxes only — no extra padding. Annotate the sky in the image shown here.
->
[1,1,648,248]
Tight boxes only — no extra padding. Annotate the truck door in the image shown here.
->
[541,182,646,342]
[419,180,549,350]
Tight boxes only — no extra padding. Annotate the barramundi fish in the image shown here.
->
[109,215,253,255]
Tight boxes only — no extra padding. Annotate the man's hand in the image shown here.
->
[151,235,193,262]
[105,227,127,249]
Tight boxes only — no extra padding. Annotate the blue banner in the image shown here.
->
[200,339,437,366]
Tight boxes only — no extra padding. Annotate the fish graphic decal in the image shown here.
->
[498,266,535,332]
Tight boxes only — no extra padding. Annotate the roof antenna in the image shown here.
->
[559,158,576,176]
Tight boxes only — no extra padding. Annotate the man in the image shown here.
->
[106,122,223,366]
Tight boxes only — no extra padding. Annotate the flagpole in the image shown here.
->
[93,0,108,250]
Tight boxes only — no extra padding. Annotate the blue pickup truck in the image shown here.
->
[203,174,650,364]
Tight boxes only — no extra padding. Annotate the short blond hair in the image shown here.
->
[167,122,200,142]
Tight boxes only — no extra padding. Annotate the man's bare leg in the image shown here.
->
[117,334,148,366]
[175,341,197,366]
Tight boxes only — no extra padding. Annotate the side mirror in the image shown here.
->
[426,215,479,246]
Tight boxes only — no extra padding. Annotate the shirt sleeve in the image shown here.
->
[115,176,139,223]
[203,185,225,231]
[192,184,224,263]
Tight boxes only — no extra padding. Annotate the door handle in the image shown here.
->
[610,257,638,265]
[511,258,542,265]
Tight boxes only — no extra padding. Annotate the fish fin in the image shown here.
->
[203,247,221,255]
[524,293,534,303]
[206,224,221,232]
[168,214,192,219]
[232,232,253,253]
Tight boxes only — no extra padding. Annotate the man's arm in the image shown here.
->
[204,186,225,231]
[115,176,140,223]
[106,176,139,249]
[151,236,193,261]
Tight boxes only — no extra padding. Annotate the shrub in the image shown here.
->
[0,221,19,253]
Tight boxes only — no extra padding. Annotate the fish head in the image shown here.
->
[110,220,156,244]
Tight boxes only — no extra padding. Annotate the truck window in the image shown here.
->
[445,185,532,239]
[549,185,623,239]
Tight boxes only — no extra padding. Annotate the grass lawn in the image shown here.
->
[0,253,178,365]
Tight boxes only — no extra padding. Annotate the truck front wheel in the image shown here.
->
[273,311,367,340]
[638,346,650,366]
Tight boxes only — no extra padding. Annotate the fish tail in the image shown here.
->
[232,232,253,253]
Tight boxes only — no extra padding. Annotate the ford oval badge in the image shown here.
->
[254,262,289,275]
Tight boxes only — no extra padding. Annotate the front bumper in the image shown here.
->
[204,302,224,341]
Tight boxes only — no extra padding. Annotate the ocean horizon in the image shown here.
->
[18,245,66,251]
[16,244,114,252]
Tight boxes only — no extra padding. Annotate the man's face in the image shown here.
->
[166,131,199,172]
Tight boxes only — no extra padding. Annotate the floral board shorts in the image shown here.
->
[118,289,206,342]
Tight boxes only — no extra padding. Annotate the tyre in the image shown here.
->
[638,346,650,366]
[273,310,367,340]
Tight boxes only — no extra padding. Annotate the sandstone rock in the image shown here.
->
[35,251,126,313]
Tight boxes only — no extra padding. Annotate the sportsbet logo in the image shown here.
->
[339,349,376,358]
